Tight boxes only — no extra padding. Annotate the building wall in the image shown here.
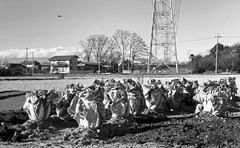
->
[49,57,78,74]
[50,60,70,73]
[69,57,78,72]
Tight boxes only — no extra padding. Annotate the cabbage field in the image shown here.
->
[1,74,240,148]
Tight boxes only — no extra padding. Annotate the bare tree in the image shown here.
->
[102,40,118,65]
[80,35,109,63]
[128,33,148,71]
[80,30,148,73]
[79,36,97,62]
[91,35,109,63]
[112,30,131,70]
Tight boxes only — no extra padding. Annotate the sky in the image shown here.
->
[0,0,240,63]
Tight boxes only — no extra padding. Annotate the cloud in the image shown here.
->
[93,26,99,31]
[18,32,41,38]
[0,47,84,62]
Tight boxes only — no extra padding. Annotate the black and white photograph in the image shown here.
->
[1,0,240,147]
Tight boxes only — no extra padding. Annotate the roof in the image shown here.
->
[8,63,26,68]
[102,65,112,68]
[9,63,26,66]
[85,62,100,65]
[48,55,79,61]
[77,62,102,67]
[0,66,6,69]
[21,61,34,65]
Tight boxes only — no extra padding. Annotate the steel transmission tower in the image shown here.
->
[147,0,179,74]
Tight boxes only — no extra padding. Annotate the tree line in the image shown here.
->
[189,42,240,74]
[79,29,148,71]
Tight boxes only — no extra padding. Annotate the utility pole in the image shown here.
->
[98,51,101,74]
[122,46,125,73]
[26,47,28,61]
[32,52,34,75]
[26,47,28,74]
[130,46,133,73]
[215,34,221,74]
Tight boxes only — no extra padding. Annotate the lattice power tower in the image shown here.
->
[147,0,180,74]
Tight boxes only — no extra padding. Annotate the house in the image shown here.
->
[0,63,26,76]
[77,62,113,73]
[21,61,34,68]
[41,62,50,71]
[48,55,79,74]
[7,63,26,72]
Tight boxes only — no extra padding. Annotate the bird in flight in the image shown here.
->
[57,15,63,18]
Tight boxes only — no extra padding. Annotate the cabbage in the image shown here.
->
[142,85,166,111]
[194,79,231,116]
[67,87,106,129]
[107,88,130,118]
[194,90,229,116]
[122,79,145,115]
[23,90,58,121]
[127,89,145,115]
[56,97,73,120]
[56,83,84,120]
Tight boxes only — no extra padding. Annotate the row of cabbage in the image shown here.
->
[23,77,238,129]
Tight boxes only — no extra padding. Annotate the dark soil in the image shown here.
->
[0,109,28,125]
[0,90,26,101]
[1,91,240,147]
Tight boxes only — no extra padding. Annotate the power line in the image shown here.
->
[144,35,240,49]
[174,0,181,35]
[221,36,240,38]
[177,36,240,43]
[177,37,214,43]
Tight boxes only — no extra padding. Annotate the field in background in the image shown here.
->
[0,74,239,93]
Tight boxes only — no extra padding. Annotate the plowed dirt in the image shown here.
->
[1,91,240,147]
